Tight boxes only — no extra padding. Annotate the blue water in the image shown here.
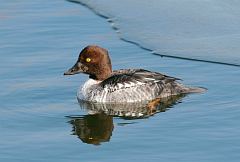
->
[1,0,240,162]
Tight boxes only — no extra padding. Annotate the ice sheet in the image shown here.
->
[71,0,240,66]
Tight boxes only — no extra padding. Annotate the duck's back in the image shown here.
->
[79,69,204,103]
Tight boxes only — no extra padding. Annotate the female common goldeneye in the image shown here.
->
[64,45,205,103]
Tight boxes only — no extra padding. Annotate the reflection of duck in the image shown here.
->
[68,95,184,145]
[78,94,185,118]
[64,45,205,103]
[68,113,113,145]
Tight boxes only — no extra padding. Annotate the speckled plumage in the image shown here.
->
[78,69,201,102]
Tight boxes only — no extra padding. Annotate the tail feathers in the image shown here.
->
[181,86,207,94]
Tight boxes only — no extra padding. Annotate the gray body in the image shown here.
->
[78,69,204,103]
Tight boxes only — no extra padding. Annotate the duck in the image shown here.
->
[64,45,205,103]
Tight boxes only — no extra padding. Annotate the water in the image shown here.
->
[1,0,240,162]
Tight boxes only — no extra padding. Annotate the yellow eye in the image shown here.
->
[86,58,91,62]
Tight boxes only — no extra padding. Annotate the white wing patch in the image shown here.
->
[103,80,146,93]
[119,81,145,89]
[144,77,161,83]
[144,77,155,81]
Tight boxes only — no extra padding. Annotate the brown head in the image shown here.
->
[64,45,112,80]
